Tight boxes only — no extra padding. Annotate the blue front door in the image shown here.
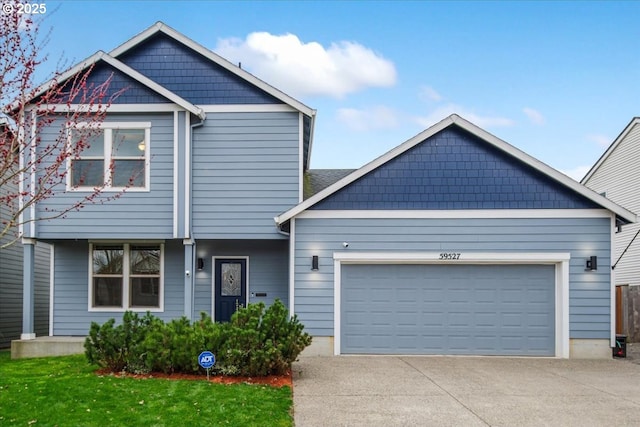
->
[214,258,247,322]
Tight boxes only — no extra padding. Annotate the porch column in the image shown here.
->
[21,238,36,340]
[183,239,194,321]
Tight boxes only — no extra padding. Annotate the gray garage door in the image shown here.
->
[341,264,555,356]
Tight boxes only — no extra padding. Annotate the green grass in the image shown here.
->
[0,351,292,426]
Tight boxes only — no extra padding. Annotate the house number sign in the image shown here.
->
[439,253,461,260]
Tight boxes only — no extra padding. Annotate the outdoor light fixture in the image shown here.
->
[311,255,319,271]
[586,256,597,271]
[197,258,204,270]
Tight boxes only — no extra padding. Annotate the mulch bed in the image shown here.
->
[95,368,292,388]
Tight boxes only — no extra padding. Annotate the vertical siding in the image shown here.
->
[52,240,184,336]
[584,123,640,286]
[193,240,289,316]
[294,217,611,339]
[191,112,299,239]
[36,113,175,239]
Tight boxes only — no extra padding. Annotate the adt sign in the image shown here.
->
[198,351,215,369]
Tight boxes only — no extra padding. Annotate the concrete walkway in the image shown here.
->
[292,356,640,426]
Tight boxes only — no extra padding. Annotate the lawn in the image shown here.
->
[0,351,293,426]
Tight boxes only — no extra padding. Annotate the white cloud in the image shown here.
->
[415,104,514,129]
[560,165,591,181]
[586,133,611,148]
[418,85,443,102]
[523,107,545,125]
[215,32,396,98]
[336,105,399,132]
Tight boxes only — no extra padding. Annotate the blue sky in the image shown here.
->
[37,1,640,179]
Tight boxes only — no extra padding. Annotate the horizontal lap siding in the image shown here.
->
[294,217,611,338]
[583,123,640,286]
[52,240,183,336]
[192,112,299,239]
[36,114,175,239]
[193,240,288,316]
[0,180,50,346]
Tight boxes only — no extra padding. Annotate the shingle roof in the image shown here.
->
[304,169,356,199]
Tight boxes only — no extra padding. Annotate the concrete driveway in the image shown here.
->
[292,356,640,426]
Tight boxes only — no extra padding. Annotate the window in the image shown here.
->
[69,122,150,191]
[90,243,163,311]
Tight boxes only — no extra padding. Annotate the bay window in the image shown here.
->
[90,243,163,311]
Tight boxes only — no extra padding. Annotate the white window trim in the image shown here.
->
[67,122,151,192]
[88,242,165,312]
[332,251,570,359]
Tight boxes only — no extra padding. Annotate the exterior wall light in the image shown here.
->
[586,256,597,271]
[197,258,204,270]
[311,255,319,271]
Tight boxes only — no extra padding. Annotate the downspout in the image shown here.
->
[185,114,205,321]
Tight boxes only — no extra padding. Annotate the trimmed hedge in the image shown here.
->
[84,299,311,376]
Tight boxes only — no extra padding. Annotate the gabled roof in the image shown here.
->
[109,22,316,118]
[276,114,637,224]
[581,117,640,184]
[10,50,205,119]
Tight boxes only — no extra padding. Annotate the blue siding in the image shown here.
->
[313,126,599,210]
[191,112,299,239]
[0,180,50,347]
[42,62,170,105]
[193,240,289,317]
[84,62,169,104]
[36,113,175,239]
[52,240,184,336]
[118,34,280,105]
[294,217,611,339]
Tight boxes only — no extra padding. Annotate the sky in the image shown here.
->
[27,0,640,180]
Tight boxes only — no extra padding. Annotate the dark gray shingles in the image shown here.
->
[304,169,356,199]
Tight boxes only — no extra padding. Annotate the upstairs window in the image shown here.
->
[68,122,150,191]
[90,243,163,311]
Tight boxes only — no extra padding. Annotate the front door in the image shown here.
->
[214,258,247,322]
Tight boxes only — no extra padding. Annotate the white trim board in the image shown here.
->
[582,117,640,184]
[28,104,184,113]
[201,104,298,113]
[296,209,614,220]
[332,251,571,358]
[276,114,636,225]
[10,51,205,120]
[108,22,316,118]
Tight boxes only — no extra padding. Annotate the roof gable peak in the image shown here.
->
[275,114,636,224]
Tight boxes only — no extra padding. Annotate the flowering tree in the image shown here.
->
[0,3,124,248]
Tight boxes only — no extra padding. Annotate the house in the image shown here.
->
[13,22,636,359]
[0,118,50,348]
[582,117,640,342]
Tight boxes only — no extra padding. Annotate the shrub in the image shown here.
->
[84,311,156,373]
[84,299,311,377]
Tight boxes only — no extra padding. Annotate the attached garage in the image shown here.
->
[340,263,555,356]
[278,115,637,359]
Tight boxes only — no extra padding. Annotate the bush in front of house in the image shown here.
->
[84,299,312,376]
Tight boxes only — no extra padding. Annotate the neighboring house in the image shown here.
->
[15,22,635,359]
[0,119,50,348]
[582,117,640,342]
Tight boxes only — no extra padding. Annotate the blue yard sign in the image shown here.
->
[198,351,215,369]
[198,351,215,380]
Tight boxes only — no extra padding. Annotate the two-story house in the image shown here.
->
[1,118,50,348]
[13,23,636,359]
[582,117,640,342]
